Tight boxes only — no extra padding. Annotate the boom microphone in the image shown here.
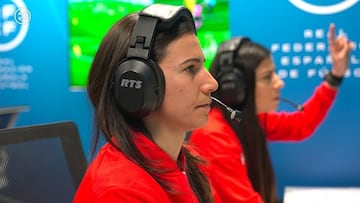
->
[211,96,243,122]
[279,97,304,111]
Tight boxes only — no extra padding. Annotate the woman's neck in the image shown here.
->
[143,116,186,161]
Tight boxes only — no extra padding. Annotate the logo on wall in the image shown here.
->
[0,0,31,52]
[289,0,359,15]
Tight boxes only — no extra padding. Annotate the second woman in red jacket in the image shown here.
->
[189,23,353,203]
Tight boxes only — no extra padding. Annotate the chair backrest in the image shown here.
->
[0,121,87,203]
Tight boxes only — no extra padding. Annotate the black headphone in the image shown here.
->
[113,4,196,118]
[216,37,251,107]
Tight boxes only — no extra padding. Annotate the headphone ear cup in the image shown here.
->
[217,68,246,106]
[113,58,165,118]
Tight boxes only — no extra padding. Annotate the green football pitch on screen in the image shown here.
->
[69,0,229,89]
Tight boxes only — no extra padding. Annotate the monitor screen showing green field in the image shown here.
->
[69,0,230,89]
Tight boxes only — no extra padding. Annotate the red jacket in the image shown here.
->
[74,131,202,203]
[189,83,337,203]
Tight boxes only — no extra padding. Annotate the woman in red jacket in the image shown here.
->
[189,23,353,203]
[74,4,220,203]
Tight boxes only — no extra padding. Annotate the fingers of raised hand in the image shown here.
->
[327,23,336,46]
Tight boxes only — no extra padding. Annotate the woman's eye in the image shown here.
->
[185,66,197,74]
[263,74,273,83]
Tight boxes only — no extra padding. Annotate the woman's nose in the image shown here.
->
[274,74,285,89]
[202,69,218,94]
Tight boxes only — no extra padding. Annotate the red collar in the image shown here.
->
[133,131,186,173]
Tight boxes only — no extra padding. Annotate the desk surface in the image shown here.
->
[283,186,360,203]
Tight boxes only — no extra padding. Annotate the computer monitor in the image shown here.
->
[0,121,88,203]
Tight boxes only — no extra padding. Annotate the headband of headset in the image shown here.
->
[126,4,196,60]
[141,4,196,31]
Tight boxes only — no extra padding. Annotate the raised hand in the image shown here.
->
[328,23,354,77]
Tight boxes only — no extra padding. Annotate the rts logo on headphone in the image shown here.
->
[120,78,142,89]
[0,0,31,52]
[289,0,359,15]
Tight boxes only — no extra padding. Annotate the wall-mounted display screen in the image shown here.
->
[69,0,230,89]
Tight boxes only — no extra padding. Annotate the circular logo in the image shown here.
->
[13,7,31,24]
[289,0,359,15]
[0,0,30,52]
